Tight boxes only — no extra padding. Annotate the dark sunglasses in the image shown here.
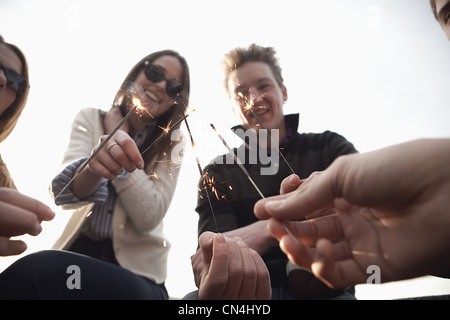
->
[144,61,182,99]
[0,62,28,95]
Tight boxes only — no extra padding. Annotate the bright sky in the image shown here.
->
[1,0,450,299]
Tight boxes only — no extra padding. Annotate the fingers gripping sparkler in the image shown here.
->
[54,100,143,201]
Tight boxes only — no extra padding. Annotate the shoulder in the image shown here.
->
[72,108,103,130]
[298,130,353,147]
[296,130,357,157]
[74,107,102,121]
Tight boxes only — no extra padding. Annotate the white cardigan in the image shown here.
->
[51,108,183,284]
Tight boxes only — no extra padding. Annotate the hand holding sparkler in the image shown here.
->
[89,130,145,179]
[192,231,271,300]
[55,101,144,201]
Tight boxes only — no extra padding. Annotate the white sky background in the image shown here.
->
[0,0,450,299]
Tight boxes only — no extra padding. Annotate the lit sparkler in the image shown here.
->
[211,123,265,199]
[140,111,192,156]
[177,103,219,233]
[54,99,144,200]
[210,123,300,246]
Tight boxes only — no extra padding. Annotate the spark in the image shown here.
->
[202,172,229,202]
[148,171,159,180]
[140,112,191,157]
[158,120,172,135]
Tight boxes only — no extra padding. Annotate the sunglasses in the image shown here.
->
[0,62,28,95]
[144,61,182,99]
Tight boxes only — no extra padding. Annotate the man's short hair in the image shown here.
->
[222,44,284,97]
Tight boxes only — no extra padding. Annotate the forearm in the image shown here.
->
[70,164,104,200]
[223,220,278,255]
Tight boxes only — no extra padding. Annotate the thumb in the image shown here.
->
[0,237,27,256]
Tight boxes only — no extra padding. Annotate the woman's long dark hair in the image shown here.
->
[0,35,29,143]
[112,50,190,172]
[0,35,30,189]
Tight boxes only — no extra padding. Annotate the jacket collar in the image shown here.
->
[231,113,300,142]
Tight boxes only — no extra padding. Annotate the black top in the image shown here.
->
[195,114,358,287]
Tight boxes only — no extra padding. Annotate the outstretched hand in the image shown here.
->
[0,188,55,256]
[255,139,450,288]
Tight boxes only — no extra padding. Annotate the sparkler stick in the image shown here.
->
[177,103,219,233]
[248,108,296,175]
[210,123,300,246]
[54,102,140,201]
[210,123,265,200]
[140,113,190,156]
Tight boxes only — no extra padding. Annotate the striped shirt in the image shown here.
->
[52,122,154,241]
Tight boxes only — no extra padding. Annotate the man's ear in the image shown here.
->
[282,86,288,104]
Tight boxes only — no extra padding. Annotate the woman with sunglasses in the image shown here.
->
[0,35,55,257]
[48,50,190,299]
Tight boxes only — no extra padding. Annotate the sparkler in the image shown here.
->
[238,92,296,175]
[210,123,265,199]
[177,103,219,233]
[54,99,143,201]
[210,123,300,246]
[140,112,191,156]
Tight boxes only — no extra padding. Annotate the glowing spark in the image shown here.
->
[149,171,159,180]
[133,97,154,119]
[140,113,190,157]
[158,120,172,135]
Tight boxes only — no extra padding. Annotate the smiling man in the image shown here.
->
[431,0,450,40]
[190,44,358,300]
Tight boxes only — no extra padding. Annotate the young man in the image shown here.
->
[431,0,450,40]
[251,4,450,293]
[191,44,357,299]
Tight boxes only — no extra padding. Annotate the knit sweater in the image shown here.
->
[196,114,357,287]
[50,107,183,284]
